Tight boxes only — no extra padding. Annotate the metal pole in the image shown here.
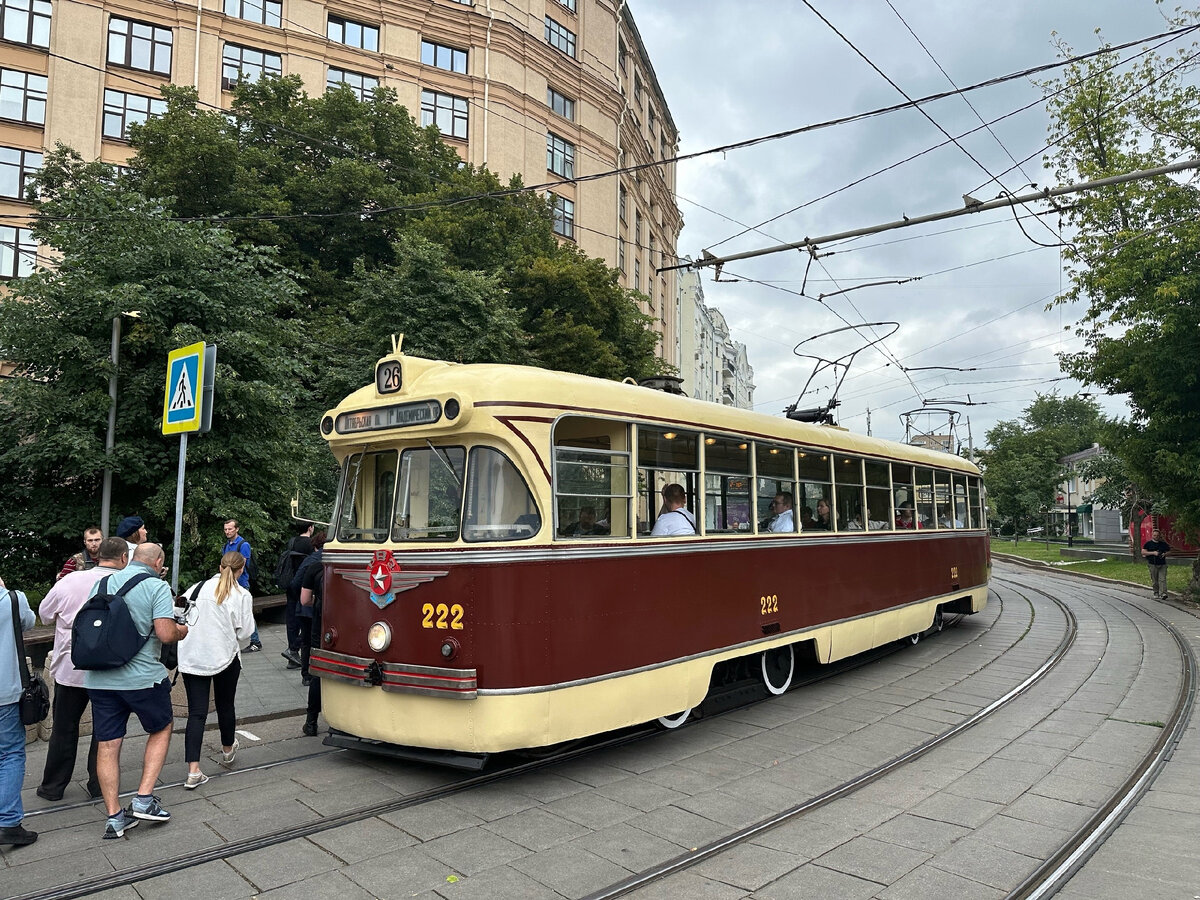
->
[171,432,187,594]
[100,315,121,537]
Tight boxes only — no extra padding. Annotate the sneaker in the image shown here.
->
[0,824,38,846]
[281,648,302,666]
[220,739,240,766]
[246,642,262,652]
[301,674,312,687]
[35,786,63,802]
[302,720,318,737]
[103,809,139,839]
[184,771,209,790]
[130,795,171,823]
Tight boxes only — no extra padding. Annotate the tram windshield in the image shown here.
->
[334,445,539,543]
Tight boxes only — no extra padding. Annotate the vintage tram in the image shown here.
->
[310,338,989,767]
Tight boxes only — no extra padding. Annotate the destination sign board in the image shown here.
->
[335,399,441,435]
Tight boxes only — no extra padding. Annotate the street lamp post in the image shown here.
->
[99,315,121,538]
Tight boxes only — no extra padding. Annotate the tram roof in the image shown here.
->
[326,353,980,475]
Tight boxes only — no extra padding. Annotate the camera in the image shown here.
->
[174,611,189,625]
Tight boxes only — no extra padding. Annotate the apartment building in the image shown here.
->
[677,266,754,409]
[0,0,682,356]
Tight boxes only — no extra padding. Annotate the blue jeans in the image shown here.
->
[0,702,26,827]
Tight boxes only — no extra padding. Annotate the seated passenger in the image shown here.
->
[895,501,923,529]
[845,513,864,530]
[799,505,817,531]
[561,506,608,536]
[812,498,832,530]
[650,483,697,536]
[768,492,795,533]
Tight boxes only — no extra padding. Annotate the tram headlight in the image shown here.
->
[367,621,392,653]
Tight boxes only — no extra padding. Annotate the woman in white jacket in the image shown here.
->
[177,551,256,789]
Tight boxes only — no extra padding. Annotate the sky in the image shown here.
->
[629,0,1185,450]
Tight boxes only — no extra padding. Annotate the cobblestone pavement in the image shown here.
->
[3,564,1198,899]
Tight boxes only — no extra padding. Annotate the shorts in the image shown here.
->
[88,680,173,742]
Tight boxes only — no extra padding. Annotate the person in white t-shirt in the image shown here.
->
[651,484,697,536]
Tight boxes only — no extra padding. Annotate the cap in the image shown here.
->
[116,516,144,539]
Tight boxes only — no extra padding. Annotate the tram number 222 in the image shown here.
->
[422,603,464,630]
[760,594,779,615]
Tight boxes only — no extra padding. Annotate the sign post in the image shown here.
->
[163,341,215,593]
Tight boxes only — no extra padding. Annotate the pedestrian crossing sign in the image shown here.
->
[162,341,206,434]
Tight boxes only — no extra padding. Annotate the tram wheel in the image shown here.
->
[656,708,692,729]
[761,645,794,695]
[906,631,921,646]
[933,607,944,633]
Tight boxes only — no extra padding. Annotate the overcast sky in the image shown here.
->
[630,0,1182,450]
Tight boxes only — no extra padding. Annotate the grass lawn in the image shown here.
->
[990,538,1194,597]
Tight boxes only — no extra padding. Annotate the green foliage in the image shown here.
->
[981,394,1104,533]
[0,147,305,587]
[1039,23,1200,542]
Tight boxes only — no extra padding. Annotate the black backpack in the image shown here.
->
[273,538,305,589]
[71,573,156,670]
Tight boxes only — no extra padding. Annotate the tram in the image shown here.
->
[311,338,989,767]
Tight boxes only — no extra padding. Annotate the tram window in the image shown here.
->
[462,446,540,542]
[969,477,984,529]
[864,461,892,530]
[914,467,935,528]
[336,450,398,543]
[704,436,751,533]
[756,443,796,534]
[555,448,629,538]
[953,476,969,528]
[797,450,832,531]
[892,464,915,526]
[392,446,465,542]
[638,426,699,535]
[834,455,865,531]
[933,471,954,528]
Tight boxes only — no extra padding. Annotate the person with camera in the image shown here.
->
[1,575,37,847]
[176,551,256,790]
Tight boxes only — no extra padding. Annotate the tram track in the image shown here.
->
[9,581,1063,900]
[7,597,1001,899]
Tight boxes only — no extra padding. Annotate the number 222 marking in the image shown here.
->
[760,594,779,615]
[422,603,464,630]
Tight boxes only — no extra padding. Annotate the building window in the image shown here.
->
[619,183,626,222]
[547,86,574,121]
[0,68,45,124]
[328,15,378,51]
[635,209,642,246]
[420,39,467,73]
[618,40,627,73]
[222,43,282,88]
[554,0,576,12]
[102,89,166,140]
[421,90,468,139]
[224,0,281,28]
[545,17,575,59]
[547,132,574,178]
[549,193,574,239]
[107,16,172,76]
[634,259,640,292]
[1,0,50,49]
[618,239,625,273]
[0,145,40,199]
[327,68,378,101]
[0,225,35,279]
[633,74,643,106]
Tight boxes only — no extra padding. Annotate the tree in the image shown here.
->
[1040,19,1200,595]
[0,148,305,590]
[981,394,1103,539]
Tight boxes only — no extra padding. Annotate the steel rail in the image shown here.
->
[582,583,1075,899]
[1001,577,1197,899]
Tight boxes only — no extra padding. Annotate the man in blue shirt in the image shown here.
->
[1,579,37,847]
[222,519,261,651]
[86,543,188,839]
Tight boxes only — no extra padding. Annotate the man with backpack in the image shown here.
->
[275,523,313,669]
[83,543,188,839]
[222,519,261,652]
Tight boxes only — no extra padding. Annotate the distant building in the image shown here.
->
[1055,443,1122,541]
[677,268,754,409]
[0,0,683,360]
[909,433,954,453]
